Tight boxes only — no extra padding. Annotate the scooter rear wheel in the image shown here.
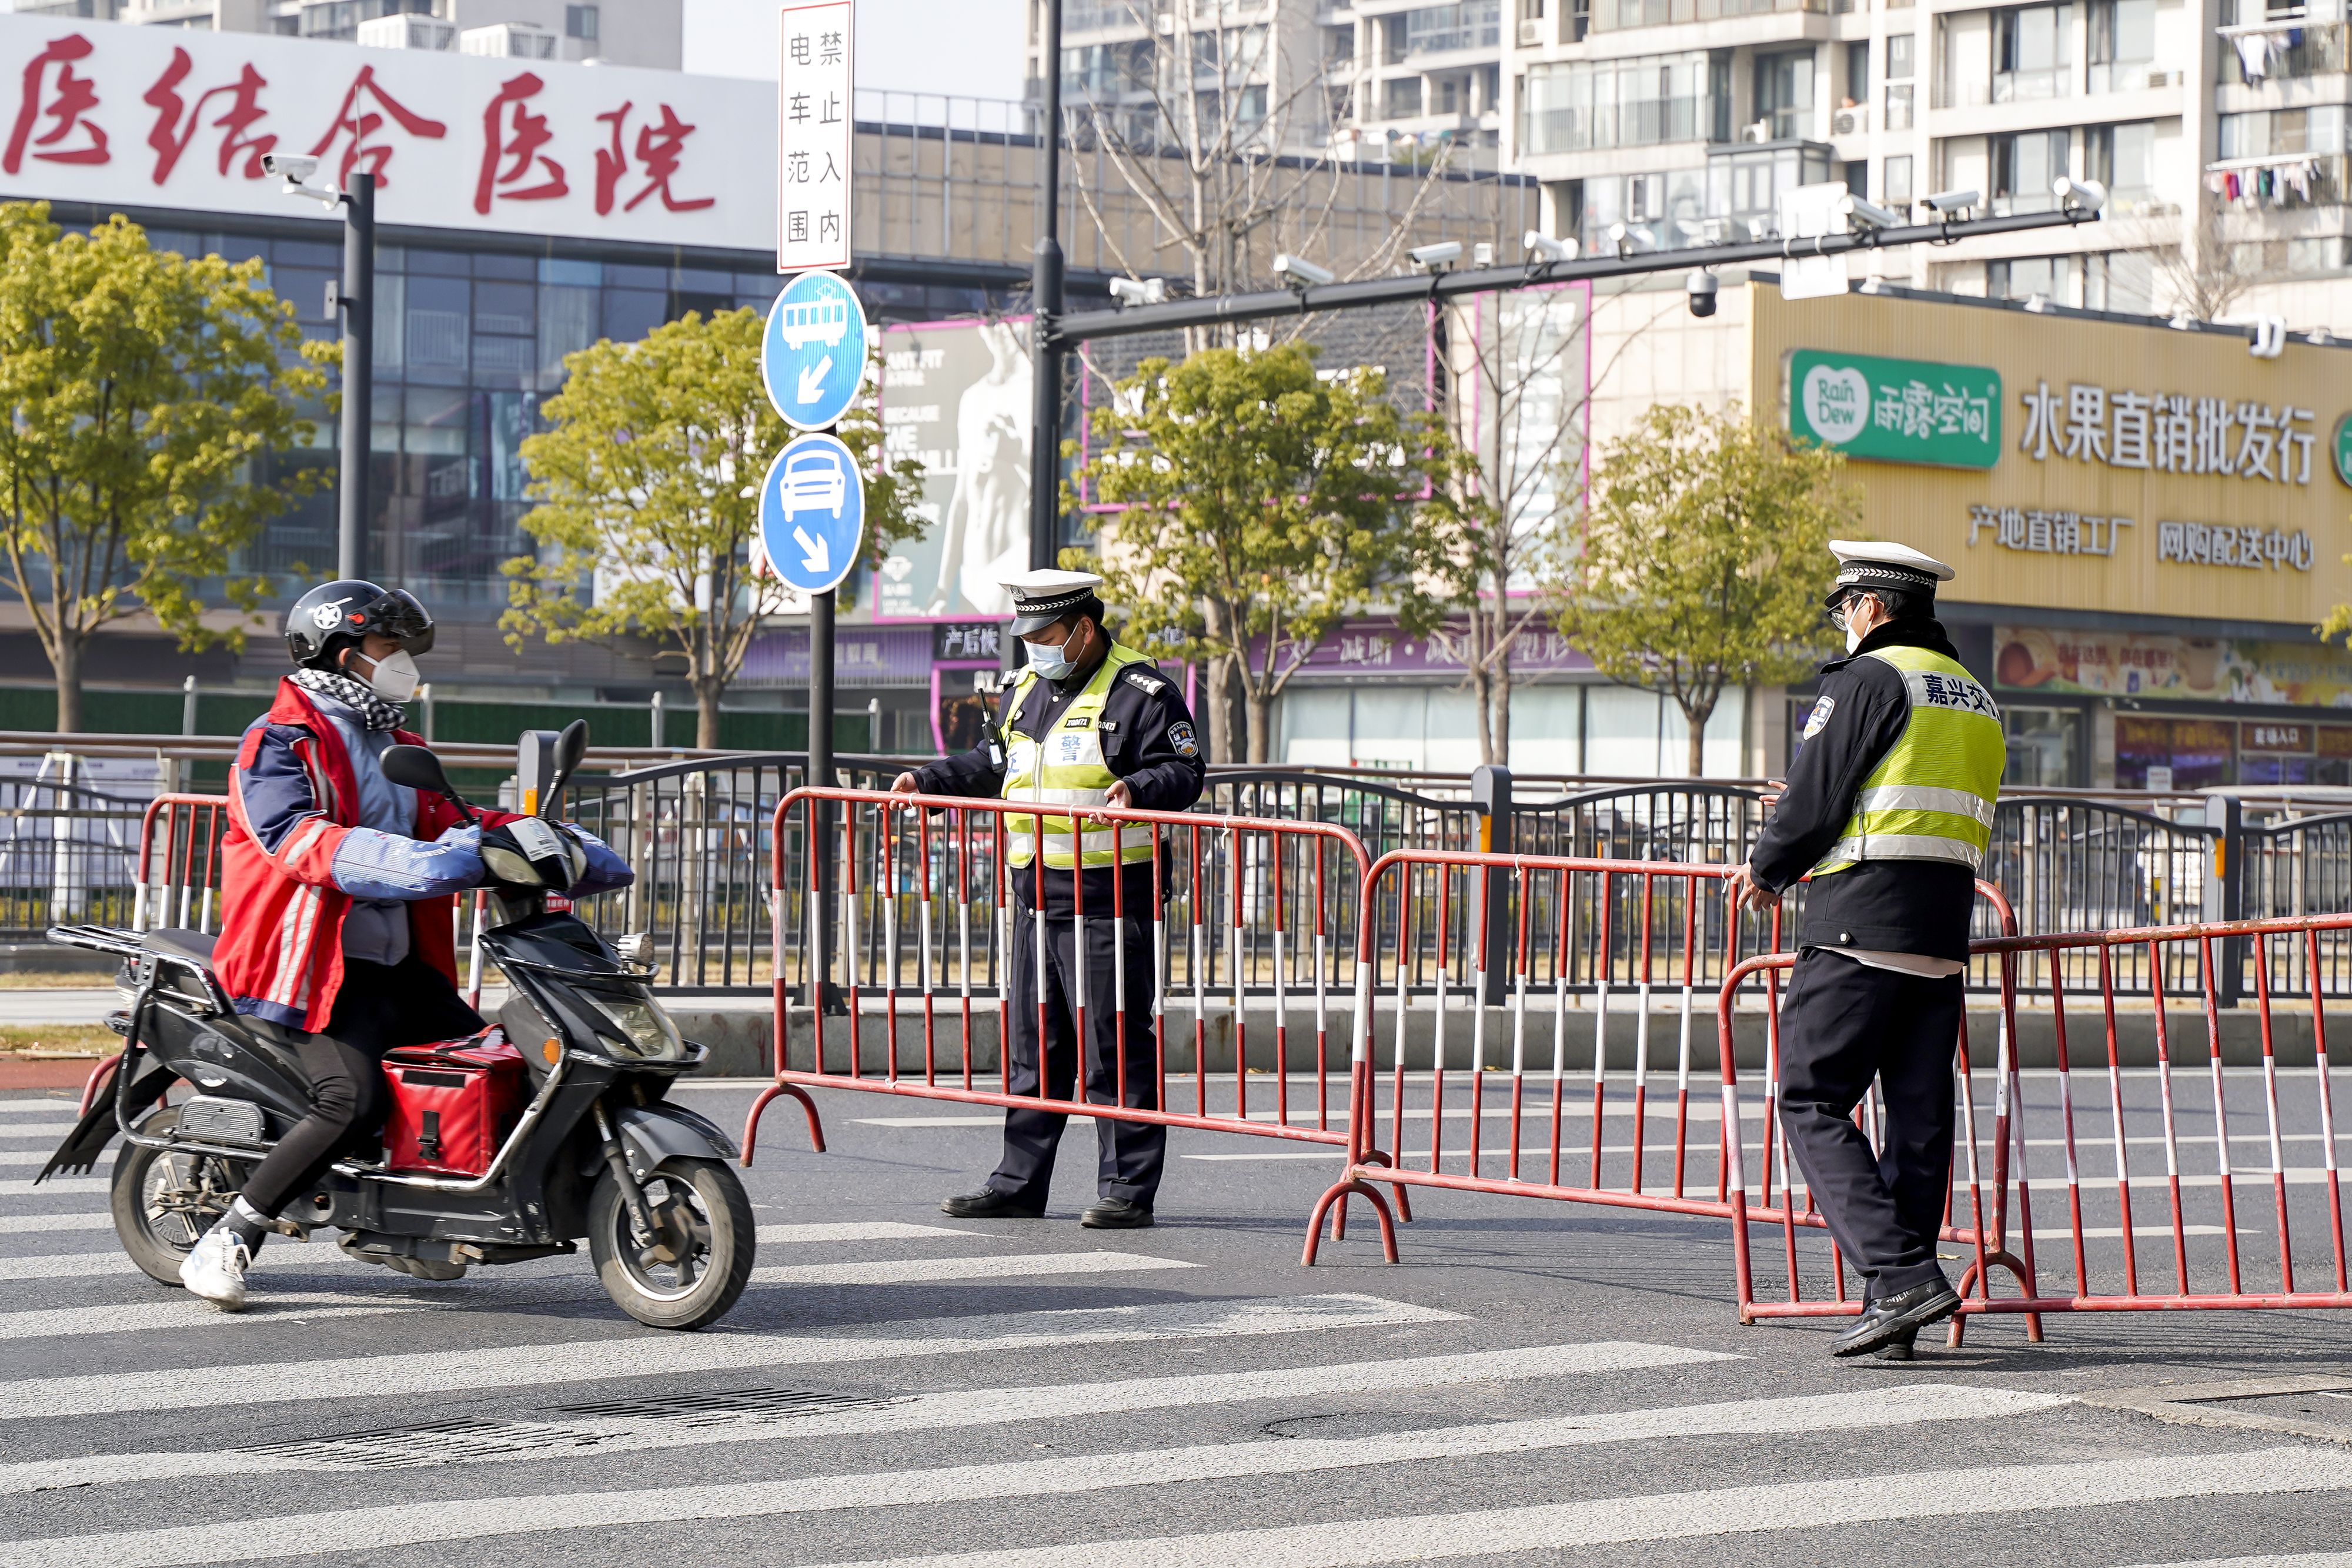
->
[587,1156,755,1330]
[111,1106,251,1287]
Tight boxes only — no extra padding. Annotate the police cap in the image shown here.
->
[1825,540,1955,610]
[1002,568,1105,636]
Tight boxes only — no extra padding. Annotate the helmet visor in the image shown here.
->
[363,589,436,656]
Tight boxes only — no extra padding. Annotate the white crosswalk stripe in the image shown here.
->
[0,1178,106,1194]
[0,1340,1730,1496]
[0,1385,2074,1568]
[0,1209,112,1233]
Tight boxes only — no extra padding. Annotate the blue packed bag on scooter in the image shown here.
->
[382,1029,528,1176]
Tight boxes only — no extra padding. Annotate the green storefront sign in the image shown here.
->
[2333,412,2352,488]
[1788,349,2002,469]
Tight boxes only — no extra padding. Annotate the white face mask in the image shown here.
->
[358,648,420,702]
[1845,624,1864,654]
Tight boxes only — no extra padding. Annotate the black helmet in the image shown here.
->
[285,581,436,670]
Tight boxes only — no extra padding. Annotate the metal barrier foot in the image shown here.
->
[1949,1250,2043,1347]
[741,1081,828,1166]
[1303,1174,1400,1266]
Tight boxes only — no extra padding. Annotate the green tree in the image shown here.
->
[1556,402,1857,777]
[503,307,922,748]
[1068,343,1453,764]
[0,203,330,731]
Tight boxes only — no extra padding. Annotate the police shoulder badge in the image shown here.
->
[1122,668,1167,697]
[1167,721,1199,758]
[1802,696,1835,738]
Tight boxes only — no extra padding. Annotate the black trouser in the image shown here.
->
[1775,948,1965,1299]
[989,903,1164,1208]
[238,956,485,1218]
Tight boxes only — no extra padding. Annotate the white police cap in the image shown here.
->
[1001,568,1105,635]
[1825,540,1954,609]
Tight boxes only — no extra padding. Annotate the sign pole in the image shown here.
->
[336,170,374,582]
[808,567,834,1017]
[1027,0,1064,579]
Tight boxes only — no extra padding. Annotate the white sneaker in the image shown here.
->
[179,1228,250,1312]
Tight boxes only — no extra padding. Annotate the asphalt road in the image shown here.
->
[5,1076,2352,1568]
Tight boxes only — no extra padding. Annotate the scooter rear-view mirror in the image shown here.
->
[382,744,480,825]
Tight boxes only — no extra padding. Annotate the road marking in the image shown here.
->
[0,1121,75,1138]
[0,1100,76,1114]
[786,1445,2352,1568]
[0,1340,1734,1495]
[0,1385,2065,1567]
[0,1178,106,1195]
[2050,1225,2230,1239]
[0,1293,435,1342]
[0,1292,1461,1421]
[754,1222,1000,1242]
[750,1252,1192,1286]
[0,1211,111,1233]
[2119,1556,2352,1568]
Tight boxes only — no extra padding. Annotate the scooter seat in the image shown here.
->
[142,929,219,972]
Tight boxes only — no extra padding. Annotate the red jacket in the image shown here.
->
[217,680,516,1032]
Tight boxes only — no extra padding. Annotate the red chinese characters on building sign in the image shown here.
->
[308,63,447,190]
[5,34,110,175]
[591,101,714,215]
[475,71,568,213]
[143,49,275,184]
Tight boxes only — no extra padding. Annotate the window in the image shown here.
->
[1754,49,1815,139]
[1994,4,2073,102]
[1439,74,1464,113]
[1521,52,1724,153]
[1992,128,2070,213]
[1986,253,2067,300]
[1402,1,1503,56]
[1845,158,1867,195]
[2004,708,2079,787]
[1325,24,1355,61]
[2082,249,2155,310]
[2086,120,2157,210]
[1384,76,1425,116]
[2220,106,2346,159]
[1885,152,1914,202]
[1845,41,1870,105]
[2087,0,2153,90]
[564,4,597,41]
[1888,32,1916,79]
[1885,82,1915,128]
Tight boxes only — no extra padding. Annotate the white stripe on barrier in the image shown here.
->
[0,1385,2068,1568]
[0,1340,1733,1497]
[0,1292,1461,1422]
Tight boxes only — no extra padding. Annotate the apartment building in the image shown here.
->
[1504,0,2352,327]
[10,0,678,68]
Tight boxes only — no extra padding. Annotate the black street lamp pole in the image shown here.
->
[1028,0,1065,579]
[333,171,375,584]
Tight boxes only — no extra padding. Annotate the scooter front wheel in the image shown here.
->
[112,1106,250,1287]
[587,1156,756,1330]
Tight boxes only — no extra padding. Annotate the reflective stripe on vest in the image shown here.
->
[1001,642,1161,870]
[1811,645,2005,877]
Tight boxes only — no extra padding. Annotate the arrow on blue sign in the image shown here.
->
[758,432,865,596]
[763,270,869,432]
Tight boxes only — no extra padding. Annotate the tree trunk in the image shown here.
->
[1245,683,1272,765]
[694,678,722,750]
[52,633,81,734]
[1684,697,1715,779]
[1201,652,1235,768]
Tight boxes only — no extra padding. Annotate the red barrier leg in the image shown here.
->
[1303,1175,1399,1265]
[741,1082,827,1164]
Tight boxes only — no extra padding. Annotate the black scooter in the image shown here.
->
[36,723,756,1331]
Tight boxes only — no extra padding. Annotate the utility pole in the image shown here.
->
[1028,0,1064,579]
[334,171,375,583]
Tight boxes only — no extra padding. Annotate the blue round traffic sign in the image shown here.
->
[762,270,868,432]
[758,432,865,596]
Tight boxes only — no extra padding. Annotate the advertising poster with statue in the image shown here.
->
[867,316,1035,623]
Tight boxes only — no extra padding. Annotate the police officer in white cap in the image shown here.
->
[1728,540,2005,1359]
[891,569,1207,1227]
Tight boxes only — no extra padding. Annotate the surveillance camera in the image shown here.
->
[1686,270,1718,319]
[1838,194,1904,231]
[1919,188,1979,215]
[1108,276,1168,307]
[2052,176,2107,215]
[260,153,318,182]
[1273,253,1335,290]
[1472,241,1494,267]
[1605,222,1653,257]
[1523,230,1578,263]
[1409,241,1464,272]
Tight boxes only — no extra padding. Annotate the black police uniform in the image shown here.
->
[911,648,1207,1210]
[1748,617,1981,1302]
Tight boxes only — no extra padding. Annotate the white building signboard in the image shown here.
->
[773,0,853,275]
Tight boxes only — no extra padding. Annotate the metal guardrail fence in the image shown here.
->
[61,752,2352,1007]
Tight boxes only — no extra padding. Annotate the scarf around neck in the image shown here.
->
[290,667,406,733]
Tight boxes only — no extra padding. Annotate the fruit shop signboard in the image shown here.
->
[1994,626,2352,707]
[1786,350,2002,469]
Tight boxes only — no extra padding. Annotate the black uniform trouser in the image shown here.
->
[1775,948,1963,1299]
[238,957,485,1217]
[988,904,1164,1207]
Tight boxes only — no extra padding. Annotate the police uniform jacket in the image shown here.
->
[912,650,1207,913]
[1748,619,1982,962]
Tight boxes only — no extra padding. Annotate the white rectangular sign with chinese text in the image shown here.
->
[0,15,777,251]
[774,0,852,273]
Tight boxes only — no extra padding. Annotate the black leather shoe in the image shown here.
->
[1080,1196,1154,1229]
[940,1188,1043,1219]
[1876,1324,1920,1362]
[1830,1279,1958,1358]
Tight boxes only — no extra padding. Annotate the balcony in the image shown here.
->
[2216,21,2351,83]
[1593,0,1821,32]
[2207,151,2351,209]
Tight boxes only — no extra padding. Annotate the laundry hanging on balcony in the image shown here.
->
[2206,158,2317,205]
[2231,27,2301,83]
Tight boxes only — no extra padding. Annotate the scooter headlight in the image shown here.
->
[579,988,684,1062]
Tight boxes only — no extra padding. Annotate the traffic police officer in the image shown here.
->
[890,569,1207,1228]
[1728,540,2005,1359]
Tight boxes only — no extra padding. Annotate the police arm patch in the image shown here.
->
[1802,696,1835,738]
[1167,721,1199,758]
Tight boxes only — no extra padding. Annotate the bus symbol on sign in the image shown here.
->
[777,296,850,351]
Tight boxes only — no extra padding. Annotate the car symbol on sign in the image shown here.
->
[781,447,848,519]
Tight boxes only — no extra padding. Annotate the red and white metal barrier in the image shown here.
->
[1727,908,2352,1335]
[129,794,230,934]
[741,785,1380,1166]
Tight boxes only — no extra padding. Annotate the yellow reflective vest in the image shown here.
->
[1810,645,2005,877]
[1001,642,1161,870]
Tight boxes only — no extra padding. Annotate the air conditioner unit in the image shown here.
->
[1518,17,1542,44]
[2146,68,2179,87]
[356,14,456,50]
[1832,108,1866,135]
[459,22,559,59]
